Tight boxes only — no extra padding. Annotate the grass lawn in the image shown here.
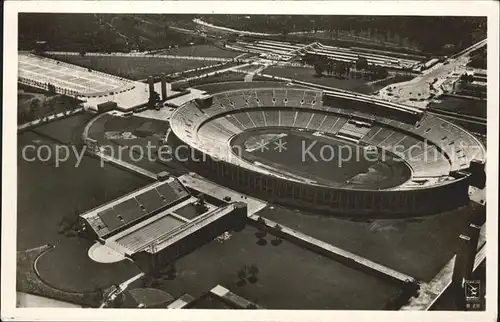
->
[18,89,83,125]
[192,81,289,94]
[257,203,481,282]
[263,66,414,94]
[18,124,149,294]
[173,62,239,81]
[87,114,188,176]
[49,54,220,80]
[35,238,141,293]
[17,245,102,307]
[152,225,401,309]
[18,130,151,250]
[428,96,487,119]
[158,44,241,58]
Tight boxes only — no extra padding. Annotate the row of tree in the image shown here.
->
[301,53,389,79]
[200,15,486,55]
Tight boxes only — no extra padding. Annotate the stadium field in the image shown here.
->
[158,44,241,58]
[263,66,413,94]
[154,226,401,309]
[232,129,411,189]
[49,55,219,80]
[257,202,482,282]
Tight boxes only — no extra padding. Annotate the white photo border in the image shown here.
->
[2,1,498,321]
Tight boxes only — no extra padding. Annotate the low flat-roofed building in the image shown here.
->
[131,202,247,273]
[80,178,191,241]
[81,177,248,273]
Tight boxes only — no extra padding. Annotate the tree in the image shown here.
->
[355,56,369,71]
[326,61,334,76]
[248,264,259,277]
[30,98,40,116]
[46,99,56,114]
[313,63,324,77]
[335,62,347,77]
[237,267,247,286]
[247,264,259,284]
[271,224,283,246]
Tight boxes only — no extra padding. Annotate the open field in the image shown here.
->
[18,115,150,294]
[257,203,481,282]
[192,81,291,94]
[18,89,82,125]
[17,114,148,291]
[263,66,413,94]
[157,44,241,58]
[154,225,401,309]
[428,96,487,119]
[87,114,189,176]
[172,62,239,82]
[49,54,219,80]
[35,239,140,293]
[174,71,272,89]
[32,112,94,145]
[18,131,151,250]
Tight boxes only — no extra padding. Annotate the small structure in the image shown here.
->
[97,101,118,113]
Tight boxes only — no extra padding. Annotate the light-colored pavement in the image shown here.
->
[376,39,487,108]
[16,292,82,308]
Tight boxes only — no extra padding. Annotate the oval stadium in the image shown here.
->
[169,87,486,217]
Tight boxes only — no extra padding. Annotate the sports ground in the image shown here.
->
[232,129,411,189]
[262,66,415,94]
[48,54,222,80]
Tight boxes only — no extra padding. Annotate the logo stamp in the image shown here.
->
[464,279,483,310]
[464,280,480,301]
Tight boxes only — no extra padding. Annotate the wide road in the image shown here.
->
[376,38,487,108]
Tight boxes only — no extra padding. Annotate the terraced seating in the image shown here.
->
[197,122,235,143]
[263,110,280,126]
[307,113,328,131]
[216,117,246,135]
[226,92,247,108]
[402,140,425,160]
[286,91,304,108]
[247,90,261,107]
[317,115,341,132]
[301,91,317,108]
[202,102,225,116]
[257,90,275,106]
[215,94,234,110]
[224,114,248,131]
[280,110,296,127]
[330,117,349,134]
[273,89,287,105]
[379,132,406,150]
[241,90,260,108]
[338,121,372,140]
[247,110,267,128]
[233,111,257,129]
[294,111,314,128]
